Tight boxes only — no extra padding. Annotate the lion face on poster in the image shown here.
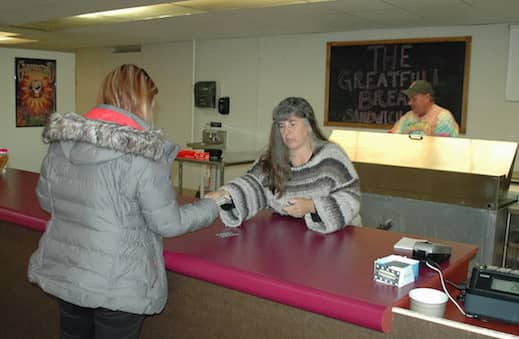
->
[30,79,43,98]
[19,75,54,116]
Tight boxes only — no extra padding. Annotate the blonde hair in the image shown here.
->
[97,64,158,123]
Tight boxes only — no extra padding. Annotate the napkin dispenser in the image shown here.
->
[374,255,420,287]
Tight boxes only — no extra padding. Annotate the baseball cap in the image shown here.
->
[402,80,434,96]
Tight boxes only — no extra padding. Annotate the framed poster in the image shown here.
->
[15,57,56,127]
[324,37,471,133]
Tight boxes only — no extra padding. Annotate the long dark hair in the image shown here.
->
[261,97,327,197]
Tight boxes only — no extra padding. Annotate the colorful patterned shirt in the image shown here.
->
[390,104,459,137]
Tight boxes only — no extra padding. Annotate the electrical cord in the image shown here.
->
[425,259,477,318]
[445,279,465,291]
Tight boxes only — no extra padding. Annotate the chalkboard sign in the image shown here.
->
[324,37,471,133]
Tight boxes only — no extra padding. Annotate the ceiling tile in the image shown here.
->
[463,0,519,21]
[463,0,519,11]
[403,2,519,26]
[349,7,422,26]
[2,0,519,50]
[329,0,395,12]
[384,0,464,6]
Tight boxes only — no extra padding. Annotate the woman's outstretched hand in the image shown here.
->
[204,190,231,205]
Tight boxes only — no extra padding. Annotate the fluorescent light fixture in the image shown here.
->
[14,3,206,31]
[14,0,334,32]
[0,31,37,44]
[175,0,333,11]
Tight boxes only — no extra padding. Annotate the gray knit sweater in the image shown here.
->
[219,142,361,234]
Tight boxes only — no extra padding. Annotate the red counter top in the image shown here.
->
[0,169,49,231]
[1,168,481,333]
[162,210,477,332]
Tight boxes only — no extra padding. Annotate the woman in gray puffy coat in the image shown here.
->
[28,64,218,339]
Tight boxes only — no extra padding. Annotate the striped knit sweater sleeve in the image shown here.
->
[303,143,361,233]
[218,159,268,227]
[218,142,361,233]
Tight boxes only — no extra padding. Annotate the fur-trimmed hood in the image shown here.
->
[42,110,179,164]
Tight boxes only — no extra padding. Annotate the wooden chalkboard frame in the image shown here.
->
[324,37,471,133]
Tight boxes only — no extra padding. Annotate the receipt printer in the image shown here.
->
[394,237,452,263]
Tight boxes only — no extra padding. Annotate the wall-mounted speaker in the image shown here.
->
[194,81,216,108]
[218,97,230,114]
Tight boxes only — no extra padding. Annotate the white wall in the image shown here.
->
[0,47,75,172]
[76,42,194,144]
[190,24,519,187]
[9,23,519,187]
[192,24,519,149]
[193,38,260,151]
[76,42,198,188]
[506,24,519,101]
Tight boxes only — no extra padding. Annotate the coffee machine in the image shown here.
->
[187,122,227,161]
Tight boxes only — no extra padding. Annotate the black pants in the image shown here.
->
[58,299,145,339]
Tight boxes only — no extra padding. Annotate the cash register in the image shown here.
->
[463,265,519,324]
[187,122,227,161]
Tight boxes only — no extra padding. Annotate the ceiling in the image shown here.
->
[2,0,519,51]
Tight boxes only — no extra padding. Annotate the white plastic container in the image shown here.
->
[409,288,448,318]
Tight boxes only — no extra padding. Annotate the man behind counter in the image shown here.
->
[389,80,459,137]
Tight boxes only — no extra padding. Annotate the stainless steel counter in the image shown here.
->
[330,130,518,266]
[175,150,259,196]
